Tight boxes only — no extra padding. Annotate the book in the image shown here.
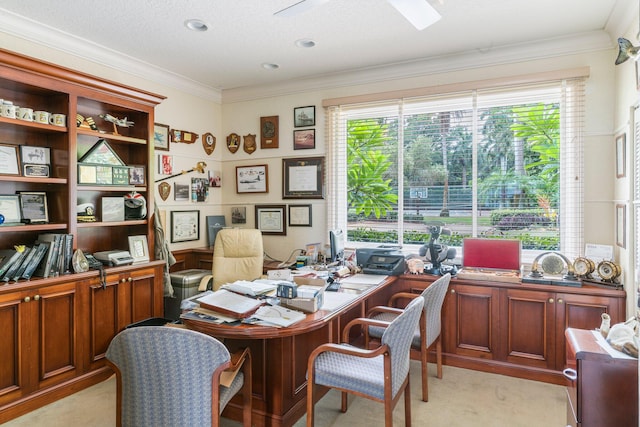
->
[22,243,49,280]
[2,247,30,282]
[32,240,55,278]
[196,289,263,318]
[63,234,73,274]
[251,304,306,327]
[0,249,20,277]
[220,279,278,297]
[12,245,37,281]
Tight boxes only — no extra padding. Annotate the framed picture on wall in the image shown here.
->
[616,132,626,178]
[255,204,286,236]
[282,157,324,199]
[293,129,315,150]
[171,210,200,243]
[154,123,170,151]
[616,204,626,248]
[236,164,268,193]
[294,106,315,127]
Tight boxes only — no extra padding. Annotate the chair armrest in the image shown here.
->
[310,341,389,361]
[342,317,391,343]
[228,347,251,372]
[366,306,404,318]
[388,292,418,308]
[198,274,213,292]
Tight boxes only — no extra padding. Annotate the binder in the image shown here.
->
[12,245,36,281]
[196,289,263,318]
[22,243,49,280]
[2,247,30,282]
[0,249,20,277]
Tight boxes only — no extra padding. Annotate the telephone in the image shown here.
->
[85,254,102,270]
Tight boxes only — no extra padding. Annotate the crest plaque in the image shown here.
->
[243,134,257,154]
[202,132,216,155]
[158,182,171,201]
[227,133,240,153]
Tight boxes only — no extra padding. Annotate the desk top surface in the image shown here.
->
[182,275,395,339]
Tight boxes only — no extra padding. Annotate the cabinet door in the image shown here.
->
[32,282,80,391]
[120,265,163,327]
[444,283,500,359]
[86,274,120,370]
[0,288,31,406]
[502,288,555,369]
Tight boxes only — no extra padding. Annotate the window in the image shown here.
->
[326,77,585,261]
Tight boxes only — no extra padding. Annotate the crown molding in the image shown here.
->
[222,30,613,103]
[0,10,222,103]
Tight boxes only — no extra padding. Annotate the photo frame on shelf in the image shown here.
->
[78,139,125,166]
[0,144,20,176]
[236,164,268,193]
[129,165,145,185]
[288,204,312,226]
[293,129,315,150]
[255,204,286,236]
[154,123,170,151]
[616,132,626,178]
[171,210,200,243]
[112,166,130,185]
[101,197,125,222]
[260,116,279,148]
[294,106,315,127]
[282,157,324,199]
[78,164,97,184]
[19,146,50,165]
[96,165,113,185]
[128,235,150,264]
[18,192,48,224]
[0,194,22,224]
[616,204,626,248]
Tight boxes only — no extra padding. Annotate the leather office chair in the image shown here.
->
[366,273,451,402]
[208,228,264,290]
[106,326,252,427]
[307,295,425,427]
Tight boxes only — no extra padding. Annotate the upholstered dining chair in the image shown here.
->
[366,273,451,402]
[307,295,425,427]
[106,326,252,427]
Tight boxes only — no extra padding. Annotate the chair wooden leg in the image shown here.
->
[404,376,412,427]
[436,337,443,379]
[341,391,348,413]
[307,381,315,427]
[420,344,429,402]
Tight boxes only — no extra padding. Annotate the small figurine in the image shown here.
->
[100,113,134,135]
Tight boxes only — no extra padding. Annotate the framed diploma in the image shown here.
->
[255,204,286,236]
[171,210,200,243]
[18,192,48,223]
[282,157,324,199]
[288,204,312,227]
[0,194,22,224]
[0,144,20,176]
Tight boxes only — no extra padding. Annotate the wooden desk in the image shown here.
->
[182,276,396,427]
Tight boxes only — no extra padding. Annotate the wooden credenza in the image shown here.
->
[397,274,627,384]
[564,328,638,427]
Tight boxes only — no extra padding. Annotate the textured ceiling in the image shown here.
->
[0,0,632,93]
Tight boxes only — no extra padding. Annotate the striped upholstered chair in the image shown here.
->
[306,295,424,427]
[106,326,251,427]
[366,273,451,402]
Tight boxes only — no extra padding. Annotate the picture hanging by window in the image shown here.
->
[294,106,315,127]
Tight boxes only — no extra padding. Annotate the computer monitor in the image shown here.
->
[329,229,345,263]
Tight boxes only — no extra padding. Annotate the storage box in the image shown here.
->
[280,277,327,313]
[165,268,211,320]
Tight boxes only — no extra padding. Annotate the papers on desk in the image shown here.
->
[221,280,278,297]
[321,291,358,311]
[180,306,240,324]
[196,289,263,318]
[339,274,388,286]
[251,304,306,327]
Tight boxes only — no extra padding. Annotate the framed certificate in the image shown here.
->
[18,192,48,223]
[0,144,20,176]
[282,157,324,199]
[255,204,286,236]
[0,195,21,224]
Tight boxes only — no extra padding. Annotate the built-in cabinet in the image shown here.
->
[0,49,165,423]
[399,275,626,384]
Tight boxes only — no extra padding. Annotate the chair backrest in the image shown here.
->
[421,273,451,347]
[106,326,230,427]
[381,295,425,396]
[212,228,264,290]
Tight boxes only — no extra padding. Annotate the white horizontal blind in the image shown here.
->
[326,78,585,257]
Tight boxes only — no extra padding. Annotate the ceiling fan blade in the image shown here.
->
[387,0,441,30]
[274,0,331,17]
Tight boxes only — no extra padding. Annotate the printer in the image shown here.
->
[356,246,405,275]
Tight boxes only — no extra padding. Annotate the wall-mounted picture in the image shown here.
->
[129,165,145,185]
[288,204,312,226]
[18,192,48,224]
[171,210,200,243]
[191,177,209,202]
[0,144,20,176]
[154,123,170,151]
[616,204,626,248]
[294,106,315,127]
[236,164,268,193]
[283,157,324,199]
[616,132,626,178]
[159,154,173,175]
[208,170,221,187]
[294,129,315,150]
[255,204,286,236]
[231,206,247,224]
[260,116,279,148]
[174,183,190,201]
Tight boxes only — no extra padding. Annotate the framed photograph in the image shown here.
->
[129,165,145,185]
[18,192,48,223]
[19,146,50,165]
[231,206,247,224]
[174,183,190,201]
[288,204,312,226]
[293,129,315,150]
[0,194,22,224]
[616,204,626,248]
[96,165,113,185]
[128,235,150,264]
[112,166,130,185]
[260,116,279,149]
[171,210,200,243]
[255,204,286,236]
[294,106,315,127]
[101,196,125,222]
[282,157,324,199]
[0,144,20,176]
[159,154,173,175]
[236,164,268,193]
[616,132,626,178]
[78,164,97,184]
[191,177,209,202]
[154,123,170,151]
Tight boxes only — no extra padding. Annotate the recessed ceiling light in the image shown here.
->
[262,63,279,70]
[295,38,316,48]
[184,19,208,32]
